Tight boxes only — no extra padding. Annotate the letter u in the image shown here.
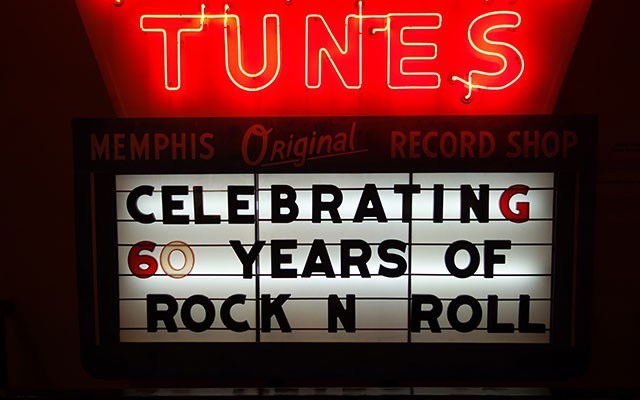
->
[224,14,281,91]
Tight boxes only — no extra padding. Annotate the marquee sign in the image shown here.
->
[74,115,595,379]
[75,0,591,117]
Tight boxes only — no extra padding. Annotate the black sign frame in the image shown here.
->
[73,115,596,382]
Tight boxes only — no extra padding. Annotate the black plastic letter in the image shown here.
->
[312,185,343,223]
[328,294,356,333]
[445,240,480,278]
[228,186,255,224]
[221,294,250,332]
[193,186,221,224]
[261,294,292,332]
[302,239,335,278]
[162,185,189,224]
[378,240,407,278]
[447,295,482,333]
[340,239,372,278]
[181,294,216,333]
[127,185,156,224]
[411,294,442,332]
[230,240,265,278]
[354,184,387,223]
[271,240,298,278]
[147,294,178,332]
[394,184,421,223]
[484,240,511,278]
[487,295,515,333]
[460,184,489,223]
[271,185,299,223]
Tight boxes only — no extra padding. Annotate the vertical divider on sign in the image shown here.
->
[90,173,100,346]
[407,173,413,343]
[254,173,261,342]
[550,173,559,344]
[570,172,581,349]
[550,172,576,348]
[96,173,119,346]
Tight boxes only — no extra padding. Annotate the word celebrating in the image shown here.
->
[140,2,524,100]
[125,183,532,226]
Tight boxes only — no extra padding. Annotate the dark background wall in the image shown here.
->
[1,0,639,392]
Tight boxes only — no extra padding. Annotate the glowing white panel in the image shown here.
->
[258,188,405,220]
[120,330,256,343]
[355,300,408,329]
[411,276,551,299]
[412,221,552,244]
[119,276,256,299]
[261,331,406,343]
[116,191,242,221]
[119,299,256,329]
[411,245,552,275]
[118,245,252,275]
[260,244,404,277]
[263,299,407,329]
[260,276,408,298]
[412,331,550,344]
[259,173,409,188]
[116,174,254,190]
[117,222,255,245]
[410,299,551,330]
[115,173,555,344]
[412,173,553,188]
[260,221,408,243]
[411,189,553,220]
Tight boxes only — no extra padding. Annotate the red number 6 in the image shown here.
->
[128,241,158,278]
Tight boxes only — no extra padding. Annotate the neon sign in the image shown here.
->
[139,4,282,92]
[450,11,524,102]
[75,0,591,117]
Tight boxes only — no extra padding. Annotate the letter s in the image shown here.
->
[451,11,524,102]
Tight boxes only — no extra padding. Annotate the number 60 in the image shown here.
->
[128,240,194,279]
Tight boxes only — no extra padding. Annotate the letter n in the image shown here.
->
[328,294,356,332]
[305,12,362,89]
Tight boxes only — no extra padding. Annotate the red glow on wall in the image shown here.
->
[75,0,591,117]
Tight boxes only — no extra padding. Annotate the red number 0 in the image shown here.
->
[128,241,158,278]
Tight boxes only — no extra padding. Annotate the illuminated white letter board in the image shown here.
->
[74,116,595,380]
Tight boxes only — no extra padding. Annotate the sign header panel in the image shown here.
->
[75,0,591,117]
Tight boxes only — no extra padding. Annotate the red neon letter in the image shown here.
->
[387,14,442,89]
[140,6,205,91]
[305,3,363,89]
[451,11,524,101]
[499,185,530,223]
[224,13,281,91]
